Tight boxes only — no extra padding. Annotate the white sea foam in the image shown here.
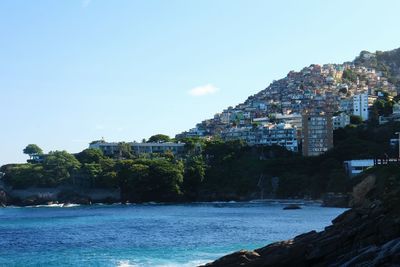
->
[117,260,139,267]
[116,259,210,267]
[155,260,210,267]
[25,203,80,208]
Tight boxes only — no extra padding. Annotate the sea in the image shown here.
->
[0,201,346,267]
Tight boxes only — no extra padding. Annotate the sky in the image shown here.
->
[1,0,400,165]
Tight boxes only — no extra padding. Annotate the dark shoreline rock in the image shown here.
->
[283,204,301,210]
[201,200,400,267]
[200,173,400,267]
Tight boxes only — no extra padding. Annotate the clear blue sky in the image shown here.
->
[1,0,400,165]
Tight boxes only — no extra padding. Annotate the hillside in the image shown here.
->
[178,47,400,138]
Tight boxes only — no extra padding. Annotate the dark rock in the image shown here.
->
[201,174,400,267]
[203,250,261,267]
[283,204,301,210]
[322,193,349,208]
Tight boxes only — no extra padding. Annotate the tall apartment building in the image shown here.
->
[353,93,369,121]
[302,111,333,156]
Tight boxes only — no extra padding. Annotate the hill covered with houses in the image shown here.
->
[178,48,400,144]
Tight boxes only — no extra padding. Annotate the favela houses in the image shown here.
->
[2,1,400,266]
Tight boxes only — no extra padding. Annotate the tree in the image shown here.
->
[76,148,105,164]
[117,160,150,202]
[350,115,363,125]
[43,151,81,184]
[342,69,357,83]
[147,134,171,143]
[183,155,206,200]
[117,142,133,159]
[2,164,45,189]
[23,144,43,160]
[117,158,184,202]
[177,137,205,155]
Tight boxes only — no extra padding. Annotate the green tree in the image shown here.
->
[117,142,133,159]
[76,148,104,164]
[43,151,81,185]
[147,134,171,143]
[147,158,184,201]
[117,160,150,202]
[183,155,206,200]
[2,164,45,189]
[23,144,43,160]
[80,163,102,187]
[117,158,184,202]
[176,137,205,155]
[342,69,357,83]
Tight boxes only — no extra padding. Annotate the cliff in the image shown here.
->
[201,166,400,267]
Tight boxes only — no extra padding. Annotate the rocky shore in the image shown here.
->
[0,186,120,207]
[201,173,400,267]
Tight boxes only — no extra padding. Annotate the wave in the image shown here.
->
[24,203,81,208]
[117,259,210,267]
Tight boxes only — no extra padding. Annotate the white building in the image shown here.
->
[353,93,369,121]
[274,113,303,130]
[343,159,374,177]
[332,113,350,130]
[89,141,185,157]
[221,123,298,152]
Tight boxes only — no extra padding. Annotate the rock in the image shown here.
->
[350,175,376,207]
[283,204,301,210]
[322,193,349,208]
[201,181,400,267]
[202,250,261,267]
[0,190,7,206]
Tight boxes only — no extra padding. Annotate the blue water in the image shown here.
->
[0,202,346,267]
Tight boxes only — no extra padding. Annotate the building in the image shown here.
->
[302,111,333,156]
[221,123,298,152]
[352,93,369,121]
[332,112,350,130]
[274,113,303,130]
[338,97,353,113]
[89,141,185,157]
[343,159,375,177]
[379,103,400,125]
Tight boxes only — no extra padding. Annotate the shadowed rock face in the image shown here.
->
[201,173,400,267]
[202,201,400,267]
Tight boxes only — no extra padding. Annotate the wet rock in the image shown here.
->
[283,204,301,210]
[202,250,261,267]
[201,192,400,267]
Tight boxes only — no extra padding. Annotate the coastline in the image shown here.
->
[1,185,349,208]
[201,171,400,267]
[0,198,330,208]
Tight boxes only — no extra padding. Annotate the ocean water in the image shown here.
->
[0,201,346,267]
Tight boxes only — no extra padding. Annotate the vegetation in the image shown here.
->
[342,69,358,83]
[369,94,395,125]
[147,134,171,143]
[350,115,363,125]
[2,120,400,202]
[23,144,43,160]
